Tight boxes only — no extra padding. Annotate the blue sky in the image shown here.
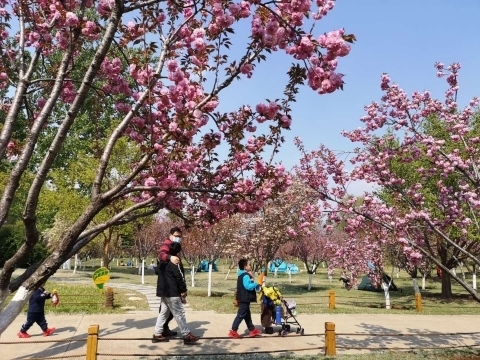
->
[214,1,480,174]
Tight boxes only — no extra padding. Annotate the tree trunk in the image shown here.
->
[224,268,231,280]
[102,239,111,269]
[191,264,196,287]
[73,254,78,274]
[412,277,420,294]
[473,264,477,291]
[0,287,31,335]
[382,282,391,309]
[207,263,213,297]
[441,271,453,299]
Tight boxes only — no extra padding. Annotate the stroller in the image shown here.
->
[260,285,304,336]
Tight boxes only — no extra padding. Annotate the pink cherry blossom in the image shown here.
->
[296,63,480,300]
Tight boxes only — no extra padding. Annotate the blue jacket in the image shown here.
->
[236,270,260,303]
[28,287,51,313]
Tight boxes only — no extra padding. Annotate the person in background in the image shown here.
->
[155,226,183,336]
[18,282,56,338]
[153,242,200,345]
[228,259,262,339]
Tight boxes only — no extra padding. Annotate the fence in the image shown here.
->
[324,290,423,312]
[44,288,114,309]
[2,322,479,359]
[323,322,480,356]
[291,290,480,313]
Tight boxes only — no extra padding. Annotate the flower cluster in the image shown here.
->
[295,63,480,290]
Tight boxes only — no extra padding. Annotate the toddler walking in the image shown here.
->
[18,283,55,338]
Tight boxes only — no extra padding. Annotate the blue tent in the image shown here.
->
[268,261,300,274]
[197,260,218,272]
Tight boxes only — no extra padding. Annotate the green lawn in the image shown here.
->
[46,260,480,316]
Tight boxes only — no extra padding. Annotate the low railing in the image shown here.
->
[44,287,115,309]
[288,290,480,313]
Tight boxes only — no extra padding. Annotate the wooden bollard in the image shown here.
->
[325,322,336,356]
[328,290,336,309]
[86,325,99,360]
[415,293,422,312]
[105,287,114,309]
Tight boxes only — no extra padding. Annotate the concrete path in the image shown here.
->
[2,280,480,359]
[107,282,162,312]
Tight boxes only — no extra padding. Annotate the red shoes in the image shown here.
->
[43,327,55,337]
[18,328,55,338]
[228,330,242,339]
[228,328,262,339]
[249,328,262,337]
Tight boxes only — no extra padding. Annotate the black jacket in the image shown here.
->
[28,287,51,313]
[236,272,257,303]
[156,261,187,297]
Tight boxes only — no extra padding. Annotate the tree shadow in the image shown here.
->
[335,322,480,353]
[11,317,321,359]
[11,328,89,360]
[272,283,330,294]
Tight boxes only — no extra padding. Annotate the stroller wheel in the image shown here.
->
[300,328,305,336]
[281,330,288,337]
[296,327,300,334]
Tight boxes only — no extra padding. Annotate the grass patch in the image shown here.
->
[6,280,150,314]
[46,283,150,314]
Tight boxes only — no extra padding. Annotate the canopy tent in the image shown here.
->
[357,274,399,292]
[268,260,300,274]
[197,260,218,272]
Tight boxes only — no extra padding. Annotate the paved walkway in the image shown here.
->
[2,281,480,359]
[108,282,163,312]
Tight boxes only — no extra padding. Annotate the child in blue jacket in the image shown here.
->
[228,259,262,339]
[18,283,55,338]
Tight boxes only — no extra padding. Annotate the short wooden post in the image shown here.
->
[415,293,422,312]
[86,325,99,360]
[328,290,336,309]
[105,287,114,309]
[325,322,336,356]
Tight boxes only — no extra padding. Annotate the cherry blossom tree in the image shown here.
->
[133,221,161,262]
[0,0,354,332]
[180,229,204,287]
[227,180,319,282]
[296,62,480,301]
[184,216,238,294]
[288,227,335,289]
